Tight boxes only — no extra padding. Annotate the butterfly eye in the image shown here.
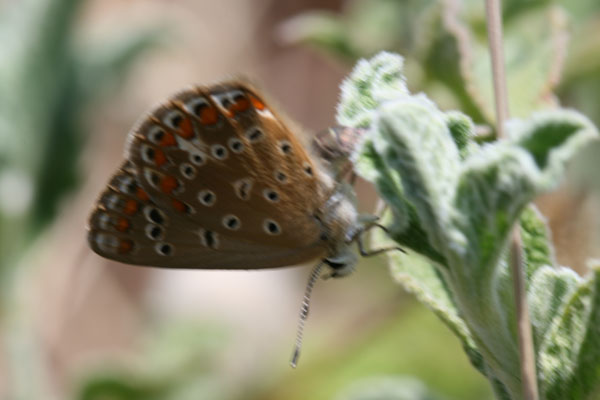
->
[246,127,264,143]
[263,219,281,235]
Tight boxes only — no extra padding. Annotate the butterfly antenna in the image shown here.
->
[290,261,325,368]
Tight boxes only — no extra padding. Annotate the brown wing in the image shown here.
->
[87,81,331,269]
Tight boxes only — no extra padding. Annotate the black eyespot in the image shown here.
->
[180,163,196,179]
[320,233,328,241]
[229,138,243,153]
[280,141,292,154]
[199,190,216,206]
[155,242,173,256]
[275,171,287,183]
[146,224,164,240]
[149,127,165,143]
[263,219,281,235]
[193,102,207,116]
[234,179,253,200]
[303,163,313,176]
[223,215,240,230]
[127,182,137,194]
[240,185,249,199]
[148,208,164,225]
[247,128,263,142]
[144,169,160,186]
[221,98,232,109]
[204,230,218,249]
[149,209,163,224]
[190,152,206,166]
[144,147,155,160]
[167,112,183,128]
[211,145,227,160]
[263,189,279,203]
[179,202,194,214]
[151,226,162,239]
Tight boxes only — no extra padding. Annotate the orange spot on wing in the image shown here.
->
[154,148,167,166]
[160,175,178,194]
[249,95,266,110]
[118,239,134,254]
[123,199,139,215]
[231,96,250,113]
[177,117,194,139]
[115,217,130,232]
[172,199,186,213]
[159,132,177,147]
[136,187,150,202]
[199,105,219,125]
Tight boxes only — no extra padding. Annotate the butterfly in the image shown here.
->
[87,81,372,277]
[86,80,400,366]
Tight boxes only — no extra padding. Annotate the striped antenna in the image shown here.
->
[290,261,325,368]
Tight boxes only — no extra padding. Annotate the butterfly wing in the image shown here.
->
[87,81,332,269]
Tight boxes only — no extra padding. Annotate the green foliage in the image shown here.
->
[0,0,163,277]
[332,376,443,400]
[75,322,232,400]
[262,300,492,400]
[0,0,163,398]
[341,52,600,400]
[282,0,600,128]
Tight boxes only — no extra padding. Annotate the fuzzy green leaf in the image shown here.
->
[343,52,600,399]
[538,262,600,399]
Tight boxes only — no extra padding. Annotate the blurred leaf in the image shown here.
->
[76,321,231,400]
[278,12,358,61]
[438,4,568,123]
[0,0,163,273]
[261,301,492,400]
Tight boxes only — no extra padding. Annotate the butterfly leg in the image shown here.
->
[356,223,405,258]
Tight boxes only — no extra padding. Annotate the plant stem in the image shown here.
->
[484,1,540,399]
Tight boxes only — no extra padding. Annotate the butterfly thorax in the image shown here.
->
[314,182,361,277]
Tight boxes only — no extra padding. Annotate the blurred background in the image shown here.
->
[0,0,599,399]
